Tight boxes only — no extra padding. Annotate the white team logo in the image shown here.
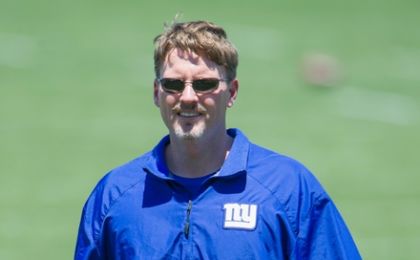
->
[223,203,258,230]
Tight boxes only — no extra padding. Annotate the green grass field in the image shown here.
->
[1,0,419,259]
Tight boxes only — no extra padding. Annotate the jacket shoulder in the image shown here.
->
[247,144,330,234]
[247,143,323,194]
[85,152,152,218]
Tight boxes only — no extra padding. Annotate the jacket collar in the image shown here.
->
[143,128,249,180]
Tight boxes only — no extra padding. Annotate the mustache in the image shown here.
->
[172,103,207,113]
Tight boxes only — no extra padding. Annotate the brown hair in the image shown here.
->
[153,20,238,81]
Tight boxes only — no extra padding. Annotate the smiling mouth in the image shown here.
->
[178,112,201,118]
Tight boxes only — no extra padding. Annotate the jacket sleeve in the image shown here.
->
[74,183,106,260]
[291,195,362,259]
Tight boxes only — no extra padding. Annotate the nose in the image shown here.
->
[179,82,199,104]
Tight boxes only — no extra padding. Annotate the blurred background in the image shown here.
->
[1,0,419,259]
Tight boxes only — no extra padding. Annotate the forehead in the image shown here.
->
[161,48,224,77]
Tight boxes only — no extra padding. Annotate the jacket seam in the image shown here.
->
[247,173,298,238]
[95,171,147,249]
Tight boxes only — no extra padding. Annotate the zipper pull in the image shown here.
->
[184,200,192,239]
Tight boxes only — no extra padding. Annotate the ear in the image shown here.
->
[153,79,160,107]
[227,79,239,108]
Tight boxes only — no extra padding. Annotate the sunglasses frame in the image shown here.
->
[158,78,229,94]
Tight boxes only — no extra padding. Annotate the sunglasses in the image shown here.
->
[158,78,228,93]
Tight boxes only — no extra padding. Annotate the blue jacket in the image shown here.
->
[75,129,361,259]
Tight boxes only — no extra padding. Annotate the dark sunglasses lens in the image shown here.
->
[161,79,184,92]
[193,79,219,92]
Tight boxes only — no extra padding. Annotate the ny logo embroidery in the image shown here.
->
[223,203,258,230]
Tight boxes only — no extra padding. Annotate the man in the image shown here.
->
[75,20,361,259]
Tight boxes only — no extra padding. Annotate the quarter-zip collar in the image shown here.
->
[143,128,249,180]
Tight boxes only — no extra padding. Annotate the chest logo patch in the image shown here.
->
[223,203,258,230]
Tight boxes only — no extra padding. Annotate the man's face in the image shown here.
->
[154,48,238,141]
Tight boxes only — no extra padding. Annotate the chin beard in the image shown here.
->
[173,124,205,141]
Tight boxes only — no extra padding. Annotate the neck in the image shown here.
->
[165,130,233,178]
